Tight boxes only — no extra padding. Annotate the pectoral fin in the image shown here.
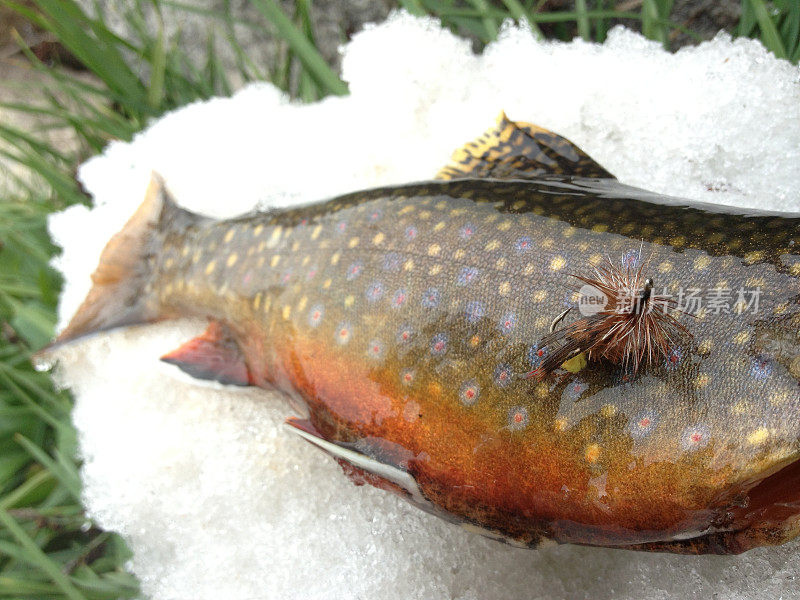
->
[160,321,253,386]
[437,112,614,181]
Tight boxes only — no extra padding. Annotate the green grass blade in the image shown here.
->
[0,508,86,600]
[13,434,82,502]
[249,0,347,96]
[575,0,590,41]
[499,0,544,39]
[747,0,788,58]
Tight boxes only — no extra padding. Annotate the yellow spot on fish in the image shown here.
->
[282,305,291,320]
[747,427,769,445]
[291,241,300,252]
[253,224,264,236]
[224,228,236,243]
[496,257,507,270]
[659,261,673,273]
[744,250,764,264]
[550,256,566,271]
[589,254,602,266]
[450,208,466,217]
[698,338,713,355]
[733,331,751,344]
[585,444,601,464]
[270,255,280,268]
[498,221,511,231]
[469,335,480,347]
[454,249,465,260]
[563,227,576,238]
[428,244,441,257]
[311,225,322,241]
[269,226,283,247]
[419,210,431,220]
[511,200,525,211]
[485,240,500,252]
[435,201,448,210]
[790,357,800,379]
[791,263,800,276]
[322,278,332,289]
[331,251,341,265]
[253,294,262,310]
[257,241,266,252]
[263,296,272,312]
[771,390,790,406]
[373,232,385,245]
[694,256,711,270]
[732,401,747,415]
[205,260,216,275]
[434,221,446,232]
[499,282,511,296]
[554,417,568,432]
[226,253,238,267]
[181,246,190,257]
[298,296,307,311]
[404,259,414,271]
[600,404,617,418]
[344,295,354,308]
[671,236,686,247]
[429,264,442,276]
[165,258,174,268]
[301,255,310,266]
[592,224,608,233]
[533,290,547,302]
[694,373,711,388]
[348,237,360,248]
[542,238,554,249]
[398,205,414,215]
[524,263,535,275]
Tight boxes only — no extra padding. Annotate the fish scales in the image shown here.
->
[50,116,800,554]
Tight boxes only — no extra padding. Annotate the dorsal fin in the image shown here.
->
[436,112,615,181]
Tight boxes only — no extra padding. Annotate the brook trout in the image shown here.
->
[49,115,800,554]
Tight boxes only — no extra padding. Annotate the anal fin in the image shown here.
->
[284,417,431,507]
[436,112,615,181]
[160,321,254,386]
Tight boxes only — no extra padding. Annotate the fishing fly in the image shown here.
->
[529,250,693,378]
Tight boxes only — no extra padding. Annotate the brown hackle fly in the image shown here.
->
[528,252,693,379]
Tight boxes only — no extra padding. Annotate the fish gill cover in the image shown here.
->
[47,12,800,600]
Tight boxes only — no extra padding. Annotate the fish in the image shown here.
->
[45,114,800,555]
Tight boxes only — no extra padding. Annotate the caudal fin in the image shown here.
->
[43,173,182,354]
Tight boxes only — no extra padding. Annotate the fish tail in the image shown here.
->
[44,173,188,352]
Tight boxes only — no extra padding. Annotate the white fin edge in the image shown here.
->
[283,424,431,508]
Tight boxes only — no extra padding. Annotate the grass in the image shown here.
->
[0,0,797,597]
